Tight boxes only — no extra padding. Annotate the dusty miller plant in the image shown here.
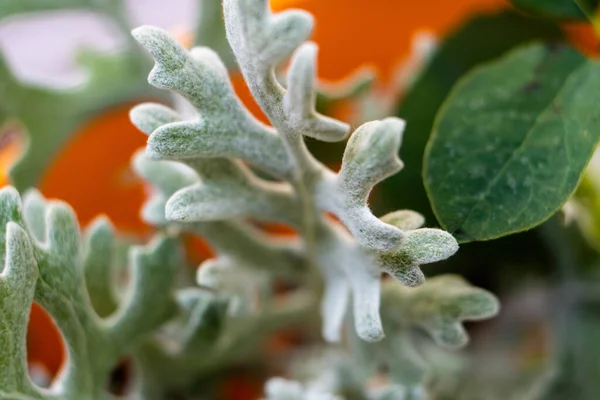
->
[0,0,498,398]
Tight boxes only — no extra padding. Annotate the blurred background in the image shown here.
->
[2,0,600,398]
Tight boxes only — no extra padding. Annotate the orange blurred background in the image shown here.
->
[0,0,598,397]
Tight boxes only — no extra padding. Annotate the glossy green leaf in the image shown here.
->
[425,43,600,242]
[508,0,600,20]
[376,11,563,222]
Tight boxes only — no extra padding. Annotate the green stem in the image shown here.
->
[132,292,317,396]
[278,131,326,295]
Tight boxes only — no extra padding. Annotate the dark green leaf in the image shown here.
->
[375,11,563,223]
[424,43,600,242]
[508,0,600,20]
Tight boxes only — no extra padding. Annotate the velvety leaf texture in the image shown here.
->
[0,0,504,397]
[131,0,465,344]
[425,43,600,242]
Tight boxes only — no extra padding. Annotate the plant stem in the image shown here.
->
[278,130,325,294]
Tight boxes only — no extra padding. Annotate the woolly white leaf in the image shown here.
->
[22,188,47,242]
[378,229,458,287]
[132,26,230,111]
[315,118,407,252]
[320,276,350,343]
[339,118,406,199]
[284,43,349,142]
[146,119,291,177]
[224,0,313,76]
[130,102,181,135]
[133,25,294,178]
[133,150,199,225]
[398,229,458,265]
[83,217,119,317]
[193,220,304,276]
[380,210,425,231]
[265,377,305,399]
[265,377,343,400]
[107,235,181,344]
[166,174,300,226]
[0,223,38,394]
[129,0,479,354]
[134,150,199,197]
[0,187,26,263]
[197,257,235,290]
[382,275,499,348]
[315,225,383,343]
[197,257,263,315]
[383,265,426,288]
[0,187,185,398]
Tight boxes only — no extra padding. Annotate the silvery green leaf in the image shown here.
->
[265,377,343,400]
[316,118,406,252]
[166,171,300,226]
[133,151,198,197]
[107,235,181,344]
[379,229,458,287]
[339,118,406,202]
[316,225,383,343]
[132,26,230,111]
[130,102,181,135]
[284,43,349,142]
[224,0,349,150]
[265,377,305,400]
[382,275,499,348]
[141,196,171,226]
[83,217,119,318]
[146,118,292,178]
[197,253,265,285]
[197,257,236,290]
[179,289,231,351]
[132,25,293,178]
[319,276,350,343]
[0,187,27,262]
[192,220,304,277]
[128,0,484,358]
[197,257,264,316]
[224,0,312,76]
[162,157,301,227]
[22,188,47,242]
[0,188,184,398]
[133,151,199,225]
[397,229,459,265]
[0,222,38,394]
[380,210,425,231]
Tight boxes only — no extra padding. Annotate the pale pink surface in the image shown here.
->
[0,0,196,88]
